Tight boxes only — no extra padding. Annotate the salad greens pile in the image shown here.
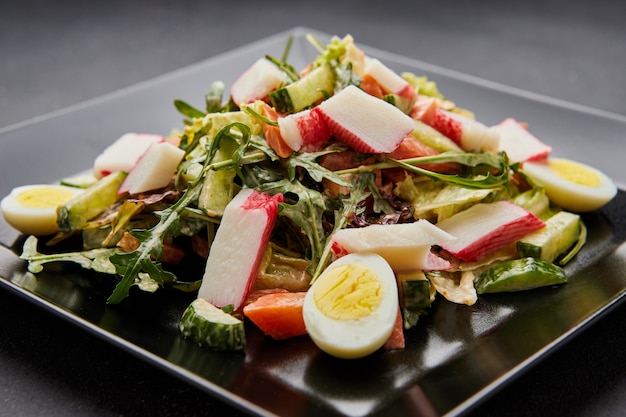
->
[19,33,585,331]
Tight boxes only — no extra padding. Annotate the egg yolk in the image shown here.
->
[549,159,601,187]
[16,187,77,208]
[313,264,382,321]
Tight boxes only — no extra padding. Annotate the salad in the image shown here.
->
[1,34,618,360]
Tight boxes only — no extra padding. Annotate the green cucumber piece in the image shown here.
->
[57,170,127,233]
[402,307,424,330]
[383,93,413,114]
[179,298,246,351]
[397,271,432,309]
[410,120,463,153]
[198,138,238,217]
[397,271,434,330]
[60,172,99,189]
[269,64,334,113]
[475,257,567,294]
[198,169,237,217]
[517,211,581,262]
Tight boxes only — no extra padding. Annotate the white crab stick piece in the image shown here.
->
[437,200,545,262]
[93,133,165,179]
[330,219,455,272]
[118,142,185,194]
[198,188,284,310]
[317,85,415,154]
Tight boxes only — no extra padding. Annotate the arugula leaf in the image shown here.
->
[225,122,258,182]
[280,35,294,62]
[265,54,300,82]
[336,152,516,190]
[175,80,233,123]
[310,172,374,283]
[107,151,209,303]
[260,179,329,274]
[174,99,205,119]
[107,189,198,303]
[107,121,266,304]
[367,177,396,215]
[242,104,278,126]
[170,279,202,292]
[388,152,515,189]
[20,236,120,275]
[284,148,352,186]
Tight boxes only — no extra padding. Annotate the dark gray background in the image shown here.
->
[1,0,625,416]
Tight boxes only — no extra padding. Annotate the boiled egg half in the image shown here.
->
[521,157,618,212]
[1,184,84,236]
[303,252,399,359]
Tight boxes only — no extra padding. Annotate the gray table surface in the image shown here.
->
[1,0,625,416]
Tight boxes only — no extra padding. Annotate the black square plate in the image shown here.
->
[1,27,625,417]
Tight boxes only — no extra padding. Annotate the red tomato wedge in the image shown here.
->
[243,292,308,340]
[359,73,385,99]
[384,135,460,174]
[383,308,405,350]
[260,103,293,158]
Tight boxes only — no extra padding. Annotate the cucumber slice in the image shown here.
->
[198,138,238,217]
[402,307,423,330]
[517,211,582,262]
[60,172,99,189]
[397,271,432,309]
[410,120,463,153]
[57,170,127,233]
[383,93,413,114]
[179,298,246,351]
[475,257,567,294]
[397,271,435,330]
[269,64,334,113]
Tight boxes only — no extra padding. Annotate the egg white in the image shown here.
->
[1,184,84,236]
[303,252,399,359]
[521,158,618,212]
